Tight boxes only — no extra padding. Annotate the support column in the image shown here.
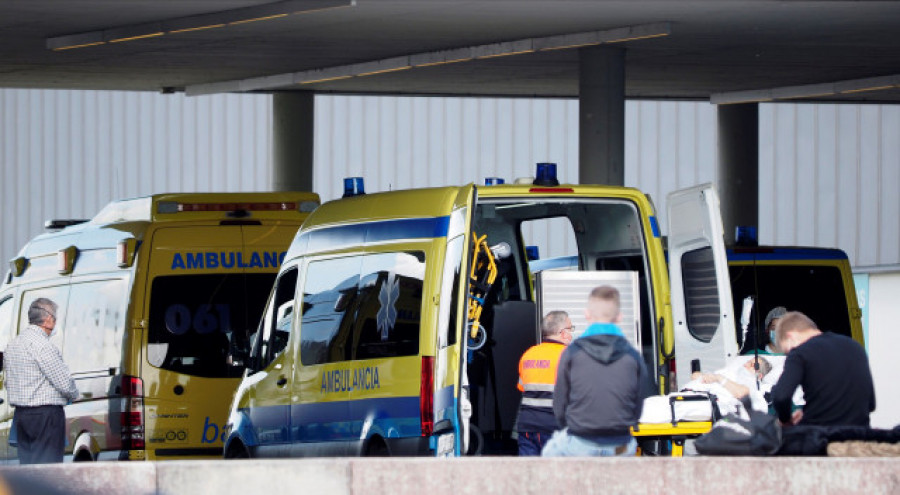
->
[716,103,759,244]
[272,91,315,192]
[578,46,625,186]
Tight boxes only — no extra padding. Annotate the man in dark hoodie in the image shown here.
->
[542,285,651,456]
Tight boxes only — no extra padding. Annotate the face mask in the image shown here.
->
[769,330,777,347]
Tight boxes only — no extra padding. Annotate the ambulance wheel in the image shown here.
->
[225,441,250,459]
[72,449,94,462]
[72,433,97,462]
[364,437,389,457]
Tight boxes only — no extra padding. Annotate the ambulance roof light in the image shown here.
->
[157,201,300,214]
[10,257,27,277]
[58,246,78,275]
[117,238,138,268]
[299,200,319,213]
[533,163,560,186]
[484,177,505,185]
[735,225,758,247]
[342,177,366,198]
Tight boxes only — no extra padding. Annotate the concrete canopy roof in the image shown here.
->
[2,1,899,103]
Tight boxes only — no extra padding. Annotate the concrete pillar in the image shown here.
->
[578,46,625,186]
[716,103,759,244]
[272,92,315,192]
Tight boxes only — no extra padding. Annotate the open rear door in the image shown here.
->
[667,184,736,389]
[430,185,476,456]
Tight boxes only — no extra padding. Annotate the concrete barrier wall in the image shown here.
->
[1,457,898,495]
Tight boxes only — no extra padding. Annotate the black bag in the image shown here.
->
[694,397,782,456]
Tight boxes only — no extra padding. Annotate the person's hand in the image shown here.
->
[790,409,803,425]
[699,373,723,384]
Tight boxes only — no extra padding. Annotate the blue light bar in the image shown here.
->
[342,177,366,198]
[735,225,758,246]
[484,177,505,185]
[533,163,559,186]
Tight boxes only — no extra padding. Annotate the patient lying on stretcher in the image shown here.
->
[683,356,773,415]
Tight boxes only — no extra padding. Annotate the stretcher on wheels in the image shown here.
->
[630,392,720,457]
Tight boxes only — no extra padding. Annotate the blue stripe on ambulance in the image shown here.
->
[239,385,455,449]
[291,396,420,442]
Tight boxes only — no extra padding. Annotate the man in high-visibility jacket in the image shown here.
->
[516,310,573,456]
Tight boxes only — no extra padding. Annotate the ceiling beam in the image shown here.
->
[185,22,671,96]
[46,0,354,51]
[710,74,900,105]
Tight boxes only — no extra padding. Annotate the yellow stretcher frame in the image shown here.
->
[631,421,713,457]
[467,232,499,339]
[630,392,717,457]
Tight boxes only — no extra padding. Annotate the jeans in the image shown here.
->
[541,428,636,457]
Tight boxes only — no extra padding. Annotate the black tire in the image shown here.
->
[73,449,94,462]
[364,437,389,457]
[224,441,250,459]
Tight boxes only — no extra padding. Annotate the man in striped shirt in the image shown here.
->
[5,298,79,464]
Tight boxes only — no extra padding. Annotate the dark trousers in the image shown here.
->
[518,431,552,456]
[14,405,65,464]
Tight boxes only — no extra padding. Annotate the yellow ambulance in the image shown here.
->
[0,191,319,462]
[224,167,739,457]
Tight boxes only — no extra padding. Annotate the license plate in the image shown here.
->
[436,433,455,457]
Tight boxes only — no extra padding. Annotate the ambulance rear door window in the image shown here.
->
[148,273,273,378]
[681,246,720,343]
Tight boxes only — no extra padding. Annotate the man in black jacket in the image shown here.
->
[772,311,875,427]
[542,286,652,456]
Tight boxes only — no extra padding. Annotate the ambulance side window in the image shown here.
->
[19,287,69,337]
[255,267,298,371]
[352,252,424,360]
[63,279,127,373]
[298,252,425,364]
[300,257,362,365]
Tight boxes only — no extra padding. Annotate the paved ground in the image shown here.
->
[1,456,898,495]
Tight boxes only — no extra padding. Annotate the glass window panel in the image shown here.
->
[147,273,273,378]
[63,279,128,373]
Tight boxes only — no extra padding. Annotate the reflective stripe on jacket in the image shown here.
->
[517,340,566,432]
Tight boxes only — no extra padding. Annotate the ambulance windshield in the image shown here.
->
[148,273,274,378]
